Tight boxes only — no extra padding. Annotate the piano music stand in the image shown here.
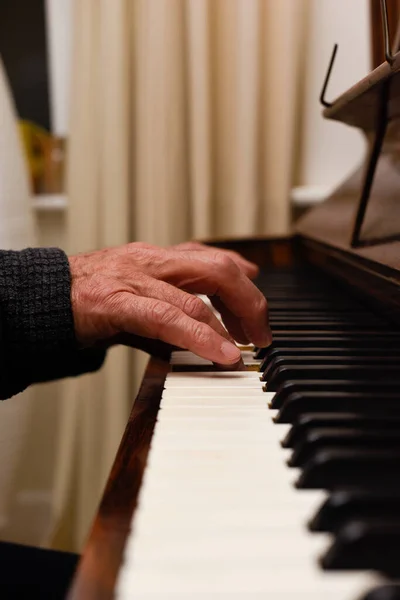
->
[319,0,400,249]
[296,0,400,260]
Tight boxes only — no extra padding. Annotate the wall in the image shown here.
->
[298,0,371,192]
[45,0,73,136]
[35,0,72,247]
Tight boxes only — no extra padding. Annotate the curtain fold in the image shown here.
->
[50,0,307,552]
[50,0,132,550]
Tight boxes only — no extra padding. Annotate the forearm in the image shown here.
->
[0,248,105,399]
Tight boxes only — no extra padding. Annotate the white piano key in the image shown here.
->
[132,504,327,535]
[134,498,328,526]
[127,535,331,565]
[152,418,274,433]
[144,448,292,471]
[159,399,267,409]
[170,349,258,359]
[156,406,269,417]
[117,564,384,596]
[164,381,263,389]
[170,350,260,366]
[159,395,269,407]
[146,433,284,448]
[167,371,261,378]
[116,365,385,600]
[118,593,381,600]
[160,387,268,397]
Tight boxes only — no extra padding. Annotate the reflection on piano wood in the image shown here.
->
[67,4,400,599]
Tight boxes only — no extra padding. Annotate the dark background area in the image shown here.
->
[0,0,51,130]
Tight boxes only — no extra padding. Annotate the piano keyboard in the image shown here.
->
[116,268,400,599]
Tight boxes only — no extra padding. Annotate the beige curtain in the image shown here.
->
[50,0,307,552]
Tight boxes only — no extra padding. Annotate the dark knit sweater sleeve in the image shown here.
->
[0,247,106,400]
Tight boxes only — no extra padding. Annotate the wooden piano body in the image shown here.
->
[67,2,400,598]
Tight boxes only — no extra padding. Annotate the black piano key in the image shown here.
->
[288,428,400,467]
[260,347,400,371]
[265,365,400,392]
[266,303,371,312]
[270,381,400,410]
[270,322,387,331]
[261,355,400,381]
[269,315,382,323]
[255,336,400,359]
[257,266,400,579]
[274,391,400,424]
[359,586,400,600]
[282,413,400,448]
[271,331,400,338]
[320,519,400,575]
[309,490,400,533]
[295,448,400,490]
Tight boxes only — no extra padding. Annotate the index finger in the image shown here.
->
[162,250,272,348]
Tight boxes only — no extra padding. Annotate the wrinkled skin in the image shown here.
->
[69,241,271,368]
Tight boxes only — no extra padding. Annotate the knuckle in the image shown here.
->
[124,243,158,266]
[212,252,239,276]
[191,322,212,348]
[128,270,149,291]
[150,303,178,330]
[104,290,125,312]
[127,241,154,253]
[182,295,208,320]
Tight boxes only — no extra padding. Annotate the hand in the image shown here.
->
[170,241,259,280]
[69,242,271,366]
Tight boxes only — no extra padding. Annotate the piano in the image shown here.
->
[67,2,400,599]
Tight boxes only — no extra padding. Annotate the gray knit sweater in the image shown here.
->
[0,247,105,399]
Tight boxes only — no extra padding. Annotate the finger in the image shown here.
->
[209,296,250,345]
[216,249,259,279]
[132,279,246,368]
[123,274,237,344]
[173,242,259,279]
[108,293,242,365]
[104,332,175,359]
[112,331,245,370]
[160,251,272,348]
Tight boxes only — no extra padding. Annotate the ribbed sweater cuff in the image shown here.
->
[0,247,76,355]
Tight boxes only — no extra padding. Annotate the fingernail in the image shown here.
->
[243,324,273,349]
[259,330,273,348]
[258,329,273,348]
[221,341,241,363]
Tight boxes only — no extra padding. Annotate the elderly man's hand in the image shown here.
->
[69,242,271,366]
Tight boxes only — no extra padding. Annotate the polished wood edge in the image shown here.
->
[202,236,299,269]
[300,237,400,323]
[67,357,170,600]
[300,236,400,281]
